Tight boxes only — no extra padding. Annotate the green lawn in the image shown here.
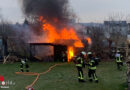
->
[0,62,127,90]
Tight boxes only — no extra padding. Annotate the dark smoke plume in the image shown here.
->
[21,0,74,24]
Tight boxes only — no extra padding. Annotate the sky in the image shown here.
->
[0,0,130,23]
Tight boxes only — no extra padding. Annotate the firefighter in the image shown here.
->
[115,50,123,70]
[20,57,29,72]
[75,52,85,82]
[87,52,98,83]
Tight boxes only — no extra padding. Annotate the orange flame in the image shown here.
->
[67,46,74,62]
[85,37,92,45]
[40,16,84,48]
[39,16,84,61]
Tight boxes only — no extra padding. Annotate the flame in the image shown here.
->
[85,37,92,45]
[40,16,84,47]
[39,16,84,62]
[67,46,74,62]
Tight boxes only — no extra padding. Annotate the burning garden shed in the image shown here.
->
[29,43,68,62]
[9,0,91,62]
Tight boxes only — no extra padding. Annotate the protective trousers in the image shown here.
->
[20,63,24,72]
[117,62,123,70]
[88,69,98,82]
[77,66,84,81]
[20,63,29,72]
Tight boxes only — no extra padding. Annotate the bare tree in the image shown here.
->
[105,13,127,47]
[85,26,105,58]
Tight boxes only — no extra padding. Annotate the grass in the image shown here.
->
[0,61,127,90]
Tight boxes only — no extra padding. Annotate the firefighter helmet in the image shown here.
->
[88,52,92,55]
[81,51,86,55]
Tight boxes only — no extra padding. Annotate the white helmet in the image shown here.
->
[88,52,92,55]
[81,51,86,55]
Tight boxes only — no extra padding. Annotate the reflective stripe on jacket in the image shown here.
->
[76,57,83,67]
[116,56,122,62]
[88,59,96,70]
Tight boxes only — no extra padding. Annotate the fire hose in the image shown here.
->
[16,63,66,89]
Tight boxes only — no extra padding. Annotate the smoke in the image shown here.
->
[21,0,74,24]
[12,23,53,58]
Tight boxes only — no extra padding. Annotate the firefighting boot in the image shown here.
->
[95,80,99,83]
[26,69,29,72]
[21,69,24,72]
[78,79,85,82]
[26,64,29,72]
[89,79,93,82]
[81,80,86,82]
[20,63,24,72]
